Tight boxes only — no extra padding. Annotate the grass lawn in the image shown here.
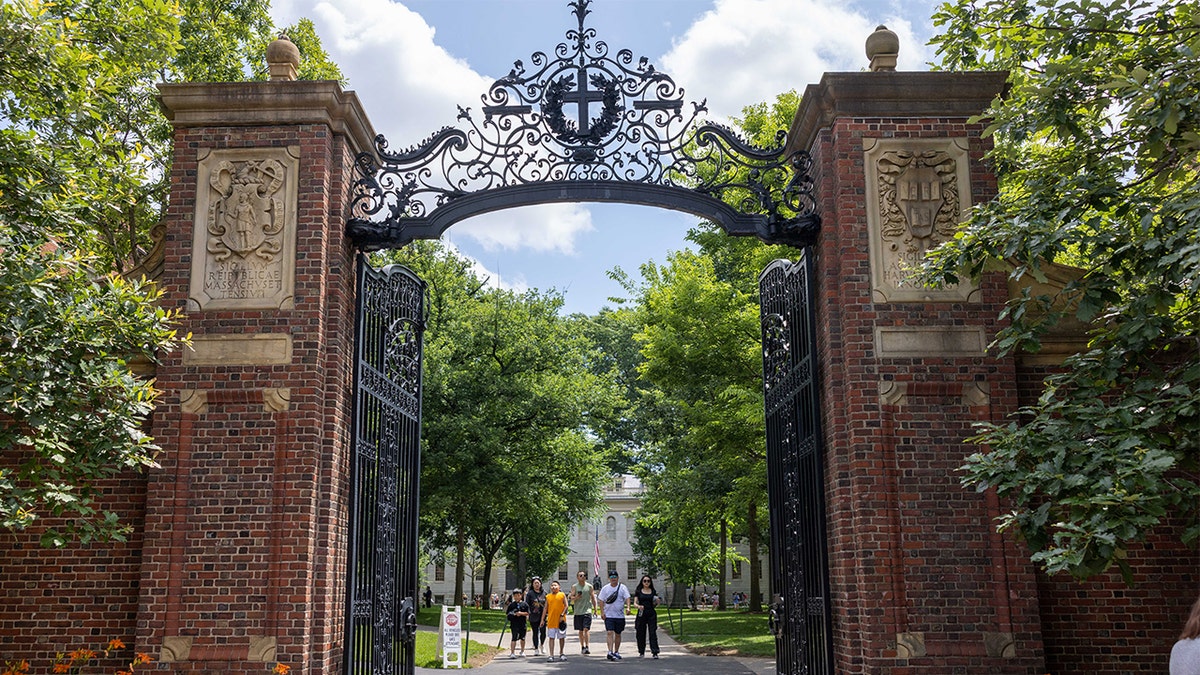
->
[659,609,775,658]
[414,627,502,669]
[417,606,509,633]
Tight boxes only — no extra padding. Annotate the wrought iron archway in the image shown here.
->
[343,2,832,673]
[344,0,820,251]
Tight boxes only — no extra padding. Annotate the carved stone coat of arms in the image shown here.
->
[864,138,978,303]
[207,159,286,261]
[189,147,299,311]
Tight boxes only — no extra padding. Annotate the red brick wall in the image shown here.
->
[813,115,1047,673]
[0,476,147,672]
[1016,361,1200,673]
[133,120,358,674]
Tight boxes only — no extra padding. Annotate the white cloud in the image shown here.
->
[439,241,529,294]
[270,0,601,254]
[661,0,931,120]
[451,204,594,255]
[271,0,488,147]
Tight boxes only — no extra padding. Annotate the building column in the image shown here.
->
[136,64,376,674]
[788,65,1048,672]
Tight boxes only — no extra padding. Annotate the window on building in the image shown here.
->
[607,560,617,577]
[627,561,637,580]
[578,561,588,575]
[732,560,743,579]
[558,566,568,581]
[435,564,445,582]
[606,516,617,540]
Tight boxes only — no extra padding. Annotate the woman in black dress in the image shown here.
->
[525,577,547,656]
[632,575,661,658]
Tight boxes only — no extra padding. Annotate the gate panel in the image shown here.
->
[760,252,834,674]
[345,254,425,674]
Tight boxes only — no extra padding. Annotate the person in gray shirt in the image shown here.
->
[1171,593,1200,675]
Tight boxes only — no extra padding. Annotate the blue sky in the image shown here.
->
[270,0,941,314]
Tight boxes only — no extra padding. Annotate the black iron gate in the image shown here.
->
[345,254,425,674]
[760,252,834,674]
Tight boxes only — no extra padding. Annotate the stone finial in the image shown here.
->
[266,33,301,82]
[866,25,899,72]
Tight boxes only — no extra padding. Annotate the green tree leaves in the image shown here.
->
[925,0,1200,578]
[0,0,339,545]
[382,242,617,597]
[0,230,181,545]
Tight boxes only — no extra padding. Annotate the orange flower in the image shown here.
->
[68,648,96,662]
[133,653,152,665]
[273,664,291,674]
[108,638,126,651]
[52,664,71,674]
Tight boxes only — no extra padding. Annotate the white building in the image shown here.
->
[421,475,764,607]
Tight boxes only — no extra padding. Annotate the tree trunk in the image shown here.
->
[481,554,494,609]
[670,581,687,608]
[454,527,466,607]
[515,531,527,590]
[718,518,728,610]
[748,502,762,612]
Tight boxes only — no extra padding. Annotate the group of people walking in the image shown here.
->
[505,570,662,662]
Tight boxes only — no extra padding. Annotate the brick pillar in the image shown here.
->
[788,72,1048,673]
[137,80,376,674]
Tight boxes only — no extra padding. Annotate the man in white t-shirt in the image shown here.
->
[597,570,631,661]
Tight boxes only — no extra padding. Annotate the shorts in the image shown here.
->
[604,616,626,634]
[574,614,592,631]
[510,622,527,640]
[547,628,566,639]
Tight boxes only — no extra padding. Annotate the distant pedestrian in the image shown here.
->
[633,575,661,658]
[542,580,570,662]
[526,577,547,656]
[505,588,530,658]
[570,571,597,655]
[1172,593,1200,674]
[423,586,432,608]
[598,570,631,661]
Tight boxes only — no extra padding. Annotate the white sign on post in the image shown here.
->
[438,605,463,669]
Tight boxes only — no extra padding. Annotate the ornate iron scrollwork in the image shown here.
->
[346,0,819,250]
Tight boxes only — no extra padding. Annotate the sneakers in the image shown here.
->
[652,653,659,659]
[547,656,556,662]
[613,652,622,660]
[606,652,615,661]
[581,646,589,654]
[560,655,567,662]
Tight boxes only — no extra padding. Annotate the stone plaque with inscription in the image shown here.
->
[189,147,299,311]
[864,137,979,303]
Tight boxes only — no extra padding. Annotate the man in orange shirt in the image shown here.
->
[542,580,571,662]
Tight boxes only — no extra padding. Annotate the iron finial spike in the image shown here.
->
[570,0,592,29]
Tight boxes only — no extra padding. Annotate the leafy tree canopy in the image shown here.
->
[923,0,1200,579]
[0,0,339,544]
[379,242,616,595]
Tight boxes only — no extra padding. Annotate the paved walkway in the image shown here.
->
[417,626,774,674]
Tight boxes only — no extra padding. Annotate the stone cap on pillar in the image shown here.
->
[266,33,301,82]
[784,71,1009,155]
[156,80,378,158]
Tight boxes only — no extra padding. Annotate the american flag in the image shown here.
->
[593,527,601,580]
